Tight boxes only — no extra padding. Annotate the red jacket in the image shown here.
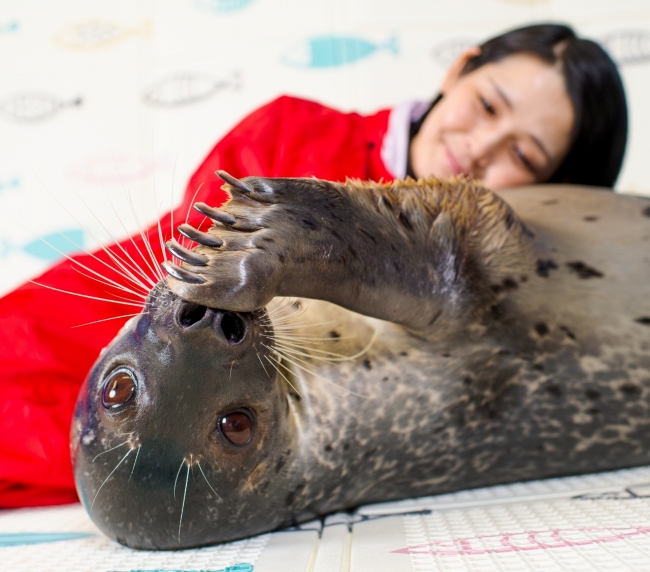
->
[0,95,394,507]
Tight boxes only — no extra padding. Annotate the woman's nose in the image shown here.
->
[468,126,505,173]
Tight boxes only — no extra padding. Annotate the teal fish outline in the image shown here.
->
[108,563,254,572]
[0,532,95,546]
[194,0,257,13]
[282,35,399,68]
[0,228,86,262]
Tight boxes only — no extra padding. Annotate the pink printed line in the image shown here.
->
[392,526,650,556]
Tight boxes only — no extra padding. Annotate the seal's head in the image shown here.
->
[71,283,299,549]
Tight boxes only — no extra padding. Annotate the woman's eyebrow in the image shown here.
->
[488,76,551,162]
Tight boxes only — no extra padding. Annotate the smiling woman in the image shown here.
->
[410,24,628,189]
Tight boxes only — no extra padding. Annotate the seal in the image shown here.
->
[71,172,650,550]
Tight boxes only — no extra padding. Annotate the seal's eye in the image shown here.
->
[102,369,137,409]
[219,410,253,446]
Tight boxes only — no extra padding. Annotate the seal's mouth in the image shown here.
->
[176,300,247,344]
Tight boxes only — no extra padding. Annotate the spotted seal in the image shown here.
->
[71,172,650,549]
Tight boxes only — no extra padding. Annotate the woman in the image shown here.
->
[0,24,627,507]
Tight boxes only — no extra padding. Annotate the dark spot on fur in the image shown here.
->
[347,245,358,259]
[490,284,503,294]
[584,216,598,222]
[520,275,528,283]
[545,383,562,397]
[324,444,333,452]
[290,392,301,401]
[643,206,650,217]
[463,376,473,385]
[536,259,558,278]
[502,277,518,290]
[285,491,296,506]
[490,304,506,321]
[275,456,286,473]
[534,322,549,336]
[566,261,604,279]
[559,325,577,340]
[585,389,601,400]
[533,362,544,371]
[359,227,377,243]
[441,353,451,358]
[362,359,372,370]
[399,351,408,356]
[302,217,318,230]
[329,330,341,339]
[398,211,414,231]
[363,447,377,459]
[587,407,601,415]
[278,253,285,263]
[635,317,650,326]
[262,236,275,243]
[620,383,641,396]
[343,443,350,451]
[542,199,559,205]
[382,376,388,382]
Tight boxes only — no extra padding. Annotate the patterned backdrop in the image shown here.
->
[1,0,649,296]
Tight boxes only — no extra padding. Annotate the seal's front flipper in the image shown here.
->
[164,173,535,338]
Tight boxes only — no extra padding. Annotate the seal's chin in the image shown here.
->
[71,285,295,549]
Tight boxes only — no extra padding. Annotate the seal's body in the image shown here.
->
[71,175,650,549]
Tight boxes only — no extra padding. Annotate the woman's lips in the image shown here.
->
[445,147,469,177]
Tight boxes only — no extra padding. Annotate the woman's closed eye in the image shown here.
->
[480,95,496,116]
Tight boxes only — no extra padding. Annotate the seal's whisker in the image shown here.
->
[129,445,141,482]
[255,345,271,379]
[92,439,130,462]
[29,280,146,307]
[36,175,156,293]
[91,448,132,513]
[265,355,302,398]
[274,340,361,361]
[178,463,190,544]
[68,265,148,300]
[173,458,185,501]
[72,312,143,328]
[9,215,151,302]
[197,461,222,501]
[151,169,168,264]
[266,347,367,399]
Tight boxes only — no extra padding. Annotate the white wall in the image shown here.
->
[1,0,649,294]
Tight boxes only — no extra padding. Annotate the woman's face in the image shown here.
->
[410,52,575,189]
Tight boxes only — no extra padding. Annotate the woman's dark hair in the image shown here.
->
[461,24,628,188]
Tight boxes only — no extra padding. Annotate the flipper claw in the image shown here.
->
[194,203,236,225]
[162,261,207,284]
[165,239,209,266]
[216,170,253,193]
[177,223,224,248]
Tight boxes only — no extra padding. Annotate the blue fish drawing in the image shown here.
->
[0,21,19,33]
[282,35,399,68]
[0,532,95,547]
[1,229,87,262]
[0,177,20,192]
[194,0,257,13]
[109,564,254,572]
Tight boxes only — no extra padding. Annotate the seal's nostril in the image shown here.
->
[178,302,208,328]
[221,312,246,344]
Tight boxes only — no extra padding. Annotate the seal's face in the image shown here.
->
[71,284,296,549]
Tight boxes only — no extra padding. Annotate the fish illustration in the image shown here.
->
[53,18,152,52]
[0,92,82,123]
[142,71,240,107]
[69,154,169,185]
[282,35,399,68]
[600,30,650,66]
[432,38,476,67]
[0,178,20,192]
[0,21,19,34]
[1,229,87,262]
[194,0,257,12]
[0,532,95,546]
